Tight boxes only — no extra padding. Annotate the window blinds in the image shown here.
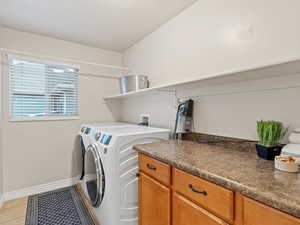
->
[9,57,79,120]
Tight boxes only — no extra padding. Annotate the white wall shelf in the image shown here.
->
[103,56,300,100]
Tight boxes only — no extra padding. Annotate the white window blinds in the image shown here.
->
[9,56,79,120]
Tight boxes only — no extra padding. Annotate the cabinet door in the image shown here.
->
[139,172,171,225]
[244,197,300,225]
[173,193,229,225]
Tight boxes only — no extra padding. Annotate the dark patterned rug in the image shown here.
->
[25,186,96,225]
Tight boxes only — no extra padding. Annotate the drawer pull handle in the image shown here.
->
[188,184,207,196]
[146,163,157,171]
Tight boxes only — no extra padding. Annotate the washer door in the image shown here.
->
[79,136,86,180]
[85,144,105,207]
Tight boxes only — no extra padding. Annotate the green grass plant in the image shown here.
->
[256,120,288,147]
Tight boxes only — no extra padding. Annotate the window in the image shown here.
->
[9,56,79,120]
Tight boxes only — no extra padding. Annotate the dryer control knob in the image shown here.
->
[95,133,101,141]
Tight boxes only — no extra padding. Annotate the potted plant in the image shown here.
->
[256,120,288,160]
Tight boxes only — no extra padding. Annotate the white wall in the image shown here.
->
[0,27,122,192]
[122,0,300,140]
[0,45,3,205]
[124,0,300,86]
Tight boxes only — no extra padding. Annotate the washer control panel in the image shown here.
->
[85,127,92,135]
[100,134,112,145]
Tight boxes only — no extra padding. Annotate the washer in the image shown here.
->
[79,122,134,180]
[83,125,170,225]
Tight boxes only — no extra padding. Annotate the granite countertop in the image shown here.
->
[133,139,300,218]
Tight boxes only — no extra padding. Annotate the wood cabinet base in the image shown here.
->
[138,153,300,225]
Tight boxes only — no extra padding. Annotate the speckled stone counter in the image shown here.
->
[133,139,300,218]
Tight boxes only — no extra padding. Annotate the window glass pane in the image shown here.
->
[66,92,77,115]
[50,93,65,115]
[12,94,47,117]
[9,57,79,120]
[11,60,46,94]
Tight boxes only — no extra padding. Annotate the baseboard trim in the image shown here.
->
[0,194,4,209]
[3,176,81,202]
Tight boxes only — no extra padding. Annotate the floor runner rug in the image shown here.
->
[25,186,96,225]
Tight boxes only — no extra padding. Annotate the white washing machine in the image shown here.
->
[79,122,135,180]
[82,125,170,225]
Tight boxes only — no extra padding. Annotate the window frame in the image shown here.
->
[8,54,80,122]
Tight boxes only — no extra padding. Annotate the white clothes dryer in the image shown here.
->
[79,122,135,181]
[83,125,170,225]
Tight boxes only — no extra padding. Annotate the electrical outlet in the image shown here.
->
[140,114,150,126]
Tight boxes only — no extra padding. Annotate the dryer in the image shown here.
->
[79,122,134,180]
[83,125,170,225]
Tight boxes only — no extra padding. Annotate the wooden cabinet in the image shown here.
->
[139,172,171,225]
[173,192,229,225]
[138,153,300,225]
[244,197,300,225]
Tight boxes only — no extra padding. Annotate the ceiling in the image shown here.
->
[0,0,196,52]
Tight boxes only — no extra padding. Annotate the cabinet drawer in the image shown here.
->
[173,193,229,225]
[139,154,171,185]
[244,197,300,225]
[173,168,234,222]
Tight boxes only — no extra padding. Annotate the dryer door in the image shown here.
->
[85,144,105,207]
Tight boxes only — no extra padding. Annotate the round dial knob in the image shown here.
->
[81,126,85,133]
[95,133,101,141]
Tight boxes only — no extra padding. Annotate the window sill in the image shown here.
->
[9,116,80,122]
